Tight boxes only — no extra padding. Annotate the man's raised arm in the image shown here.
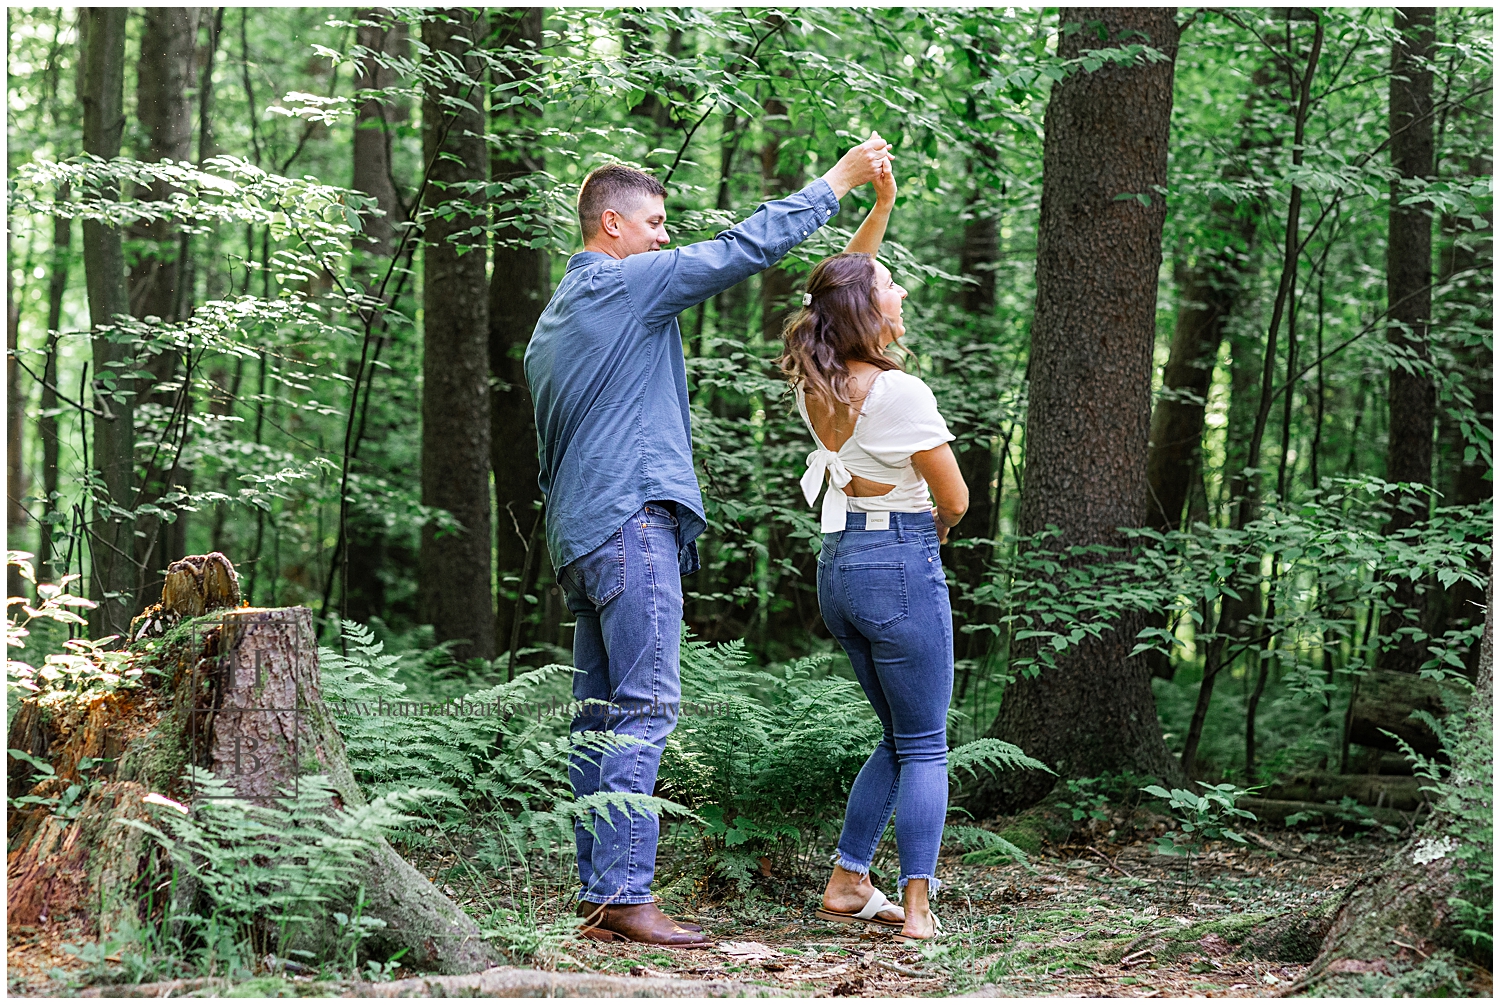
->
[623,134,894,329]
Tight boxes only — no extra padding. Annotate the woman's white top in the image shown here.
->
[796,370,955,533]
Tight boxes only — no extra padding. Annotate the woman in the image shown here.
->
[778,163,968,943]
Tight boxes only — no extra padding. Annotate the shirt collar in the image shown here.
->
[566,251,614,272]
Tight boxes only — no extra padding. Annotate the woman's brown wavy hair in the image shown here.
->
[776,252,902,405]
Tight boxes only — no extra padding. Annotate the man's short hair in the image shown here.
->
[577,164,667,240]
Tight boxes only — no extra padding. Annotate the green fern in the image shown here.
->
[317,621,673,890]
[943,823,1037,871]
[948,738,1053,780]
[120,770,440,970]
[661,637,1049,891]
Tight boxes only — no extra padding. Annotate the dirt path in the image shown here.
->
[9,829,1390,997]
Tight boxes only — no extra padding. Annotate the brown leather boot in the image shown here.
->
[576,901,712,946]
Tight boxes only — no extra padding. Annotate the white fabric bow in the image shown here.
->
[801,448,852,533]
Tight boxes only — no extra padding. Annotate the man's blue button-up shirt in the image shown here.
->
[525,177,842,576]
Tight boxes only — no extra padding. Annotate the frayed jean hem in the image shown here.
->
[831,850,872,876]
[897,874,941,896]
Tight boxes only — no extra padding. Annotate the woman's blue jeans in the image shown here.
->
[818,510,953,895]
[562,502,683,905]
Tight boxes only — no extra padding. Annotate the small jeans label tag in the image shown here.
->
[865,511,890,530]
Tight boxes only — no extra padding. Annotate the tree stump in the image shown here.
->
[206,606,492,972]
[129,551,241,641]
[9,556,495,975]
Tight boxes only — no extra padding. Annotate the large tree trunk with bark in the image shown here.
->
[128,7,197,323]
[488,7,548,648]
[8,556,494,974]
[966,8,1185,816]
[79,7,137,638]
[1378,8,1438,675]
[419,11,495,661]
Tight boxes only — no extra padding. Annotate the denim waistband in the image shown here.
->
[839,510,936,533]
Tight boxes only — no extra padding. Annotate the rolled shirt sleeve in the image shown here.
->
[621,177,842,330]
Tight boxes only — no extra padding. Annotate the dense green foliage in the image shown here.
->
[10,5,1491,782]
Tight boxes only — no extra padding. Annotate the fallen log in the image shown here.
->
[8,556,493,975]
[80,965,794,998]
[1346,669,1468,757]
[1238,796,1416,830]
[1260,772,1425,812]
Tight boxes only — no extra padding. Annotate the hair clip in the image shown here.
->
[802,292,813,306]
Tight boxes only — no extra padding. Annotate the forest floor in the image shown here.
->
[8,821,1413,998]
[552,827,1388,998]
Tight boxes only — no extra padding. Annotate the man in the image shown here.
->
[525,134,894,945]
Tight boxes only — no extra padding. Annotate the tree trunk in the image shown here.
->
[1147,254,1243,534]
[38,201,71,583]
[343,9,409,625]
[353,9,405,259]
[419,11,494,661]
[128,7,198,323]
[8,558,494,975]
[7,241,25,601]
[1141,252,1247,681]
[488,7,548,646]
[950,162,1001,665]
[1435,153,1492,674]
[958,183,998,316]
[131,7,201,604]
[1141,65,1268,680]
[1378,8,1438,675]
[967,8,1185,816]
[210,608,492,972]
[79,7,136,638]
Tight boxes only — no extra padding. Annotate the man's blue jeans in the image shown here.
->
[562,502,683,905]
[817,510,953,895]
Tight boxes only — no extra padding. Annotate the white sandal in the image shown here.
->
[814,886,906,929]
[892,910,943,943]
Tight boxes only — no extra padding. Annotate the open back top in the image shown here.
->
[795,369,954,532]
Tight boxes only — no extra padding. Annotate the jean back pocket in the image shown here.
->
[839,561,909,630]
[568,528,626,607]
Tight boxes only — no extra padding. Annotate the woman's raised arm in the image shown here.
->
[843,156,897,256]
